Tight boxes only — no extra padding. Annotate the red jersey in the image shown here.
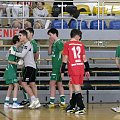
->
[63,40,85,76]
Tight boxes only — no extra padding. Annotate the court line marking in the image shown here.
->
[0,110,13,120]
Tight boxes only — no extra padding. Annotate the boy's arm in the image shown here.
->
[34,51,39,61]
[83,54,90,80]
[115,57,120,69]
[48,38,54,55]
[8,60,18,65]
[10,45,31,58]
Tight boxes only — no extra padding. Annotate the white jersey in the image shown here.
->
[15,41,36,69]
[33,7,49,25]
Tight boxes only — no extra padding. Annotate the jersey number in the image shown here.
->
[72,46,81,59]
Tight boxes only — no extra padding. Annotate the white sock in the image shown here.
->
[5,97,10,101]
[31,96,36,102]
[13,98,17,103]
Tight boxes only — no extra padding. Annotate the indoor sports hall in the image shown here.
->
[0,0,120,120]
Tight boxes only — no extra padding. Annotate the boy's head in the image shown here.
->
[25,27,34,40]
[70,29,82,40]
[35,2,45,8]
[12,35,20,44]
[26,27,34,35]
[18,30,28,43]
[47,28,58,37]
[47,28,58,40]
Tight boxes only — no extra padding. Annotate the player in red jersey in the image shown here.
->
[61,29,90,114]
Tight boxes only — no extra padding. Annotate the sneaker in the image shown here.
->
[28,99,40,109]
[75,108,86,115]
[44,102,55,108]
[35,99,41,108]
[12,103,24,109]
[59,103,66,108]
[111,106,120,112]
[4,103,10,108]
[20,100,30,106]
[66,105,75,113]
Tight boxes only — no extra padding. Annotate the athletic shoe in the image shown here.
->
[66,104,75,113]
[111,106,120,112]
[4,103,10,108]
[59,103,66,108]
[44,102,55,108]
[28,99,40,109]
[75,108,86,115]
[35,99,41,108]
[12,103,24,109]
[20,100,30,106]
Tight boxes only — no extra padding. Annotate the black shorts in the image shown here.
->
[22,66,36,83]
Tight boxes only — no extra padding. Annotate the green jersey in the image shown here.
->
[51,39,63,68]
[115,46,120,57]
[3,46,18,84]
[30,39,39,53]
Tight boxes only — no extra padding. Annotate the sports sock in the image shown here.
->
[13,98,17,103]
[70,92,76,108]
[5,97,10,103]
[60,95,65,104]
[75,92,85,110]
[50,97,55,104]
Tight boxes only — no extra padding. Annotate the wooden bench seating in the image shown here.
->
[89,57,115,63]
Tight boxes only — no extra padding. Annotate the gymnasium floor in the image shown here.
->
[0,103,120,120]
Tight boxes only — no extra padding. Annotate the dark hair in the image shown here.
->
[47,28,58,37]
[12,35,19,44]
[19,30,28,37]
[70,29,82,39]
[25,27,34,35]
[35,2,45,5]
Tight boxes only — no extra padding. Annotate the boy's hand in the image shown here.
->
[61,73,64,80]
[9,47,16,55]
[18,59,24,66]
[49,38,54,46]
[85,72,90,80]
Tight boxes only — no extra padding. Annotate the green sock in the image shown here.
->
[5,97,10,103]
[22,87,29,100]
[50,97,55,104]
[60,95,65,104]
[13,98,17,103]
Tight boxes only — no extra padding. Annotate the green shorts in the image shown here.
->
[6,78,18,85]
[50,68,62,82]
[3,64,18,84]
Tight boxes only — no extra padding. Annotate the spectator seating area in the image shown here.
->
[51,19,120,30]
[1,2,120,29]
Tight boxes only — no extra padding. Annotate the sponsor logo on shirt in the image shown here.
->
[25,78,29,81]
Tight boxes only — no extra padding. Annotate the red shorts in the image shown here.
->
[69,75,84,85]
